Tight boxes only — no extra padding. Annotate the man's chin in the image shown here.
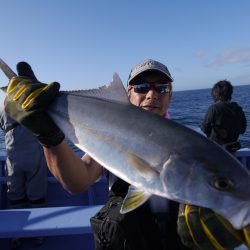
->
[142,107,161,115]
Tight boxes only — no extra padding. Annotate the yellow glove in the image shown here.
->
[177,204,247,250]
[4,62,64,147]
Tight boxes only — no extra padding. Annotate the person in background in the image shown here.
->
[201,80,247,153]
[3,60,249,249]
[0,63,48,249]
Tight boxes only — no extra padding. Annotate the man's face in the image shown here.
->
[128,72,172,116]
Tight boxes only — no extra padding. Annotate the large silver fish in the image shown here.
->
[1,58,250,230]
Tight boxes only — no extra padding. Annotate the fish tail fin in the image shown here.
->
[0,57,16,93]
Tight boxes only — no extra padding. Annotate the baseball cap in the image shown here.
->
[127,59,173,85]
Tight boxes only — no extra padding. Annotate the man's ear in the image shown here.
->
[127,85,133,97]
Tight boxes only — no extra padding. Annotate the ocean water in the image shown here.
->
[0,84,249,152]
[169,84,250,149]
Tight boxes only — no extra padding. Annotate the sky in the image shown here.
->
[0,0,250,92]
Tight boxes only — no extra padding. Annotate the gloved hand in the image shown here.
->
[177,204,246,250]
[4,61,65,147]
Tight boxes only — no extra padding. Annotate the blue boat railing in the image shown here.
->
[0,150,109,250]
[235,148,250,169]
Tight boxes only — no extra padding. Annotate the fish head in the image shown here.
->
[160,144,250,229]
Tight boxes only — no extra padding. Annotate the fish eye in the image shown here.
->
[211,177,234,191]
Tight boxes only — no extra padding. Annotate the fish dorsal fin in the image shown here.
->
[61,73,129,104]
[120,186,152,214]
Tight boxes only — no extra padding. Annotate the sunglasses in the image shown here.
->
[133,82,171,94]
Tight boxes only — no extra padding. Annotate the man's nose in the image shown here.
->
[146,89,158,100]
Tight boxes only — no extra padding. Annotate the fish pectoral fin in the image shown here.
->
[126,152,159,181]
[120,185,151,214]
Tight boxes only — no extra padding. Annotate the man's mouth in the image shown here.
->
[141,105,159,111]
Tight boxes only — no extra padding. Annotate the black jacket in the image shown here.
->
[201,101,247,145]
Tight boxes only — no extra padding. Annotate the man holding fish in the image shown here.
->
[3,59,249,249]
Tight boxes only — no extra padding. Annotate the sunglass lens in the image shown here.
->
[155,84,170,93]
[133,83,170,93]
[134,84,150,93]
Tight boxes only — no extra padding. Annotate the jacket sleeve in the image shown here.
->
[239,107,247,134]
[200,106,215,137]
